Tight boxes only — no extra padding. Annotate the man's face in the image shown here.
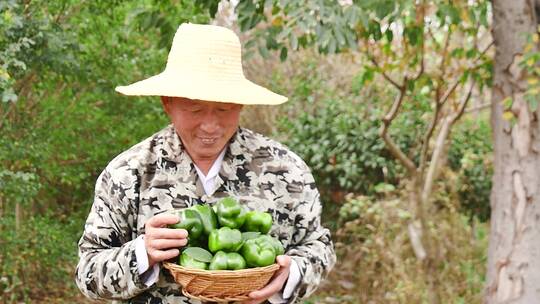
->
[161,97,243,162]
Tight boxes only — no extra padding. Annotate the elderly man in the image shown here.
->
[75,23,335,304]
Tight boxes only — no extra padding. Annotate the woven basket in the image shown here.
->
[163,262,280,302]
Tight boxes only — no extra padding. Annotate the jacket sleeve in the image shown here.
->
[75,167,149,300]
[285,169,336,303]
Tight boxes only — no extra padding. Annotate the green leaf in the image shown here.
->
[290,33,298,50]
[404,25,423,46]
[354,68,375,87]
[374,0,395,19]
[374,182,396,193]
[385,29,393,42]
[183,247,213,263]
[328,37,337,53]
[244,39,257,50]
[526,94,539,111]
[369,21,382,41]
[451,48,465,59]
[502,97,513,109]
[502,111,514,121]
[397,209,412,220]
[344,30,358,50]
[280,46,288,61]
[334,28,346,46]
[466,49,478,59]
[258,45,270,59]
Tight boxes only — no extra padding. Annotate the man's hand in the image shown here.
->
[244,255,292,304]
[144,214,188,267]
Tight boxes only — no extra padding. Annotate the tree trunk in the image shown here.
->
[407,176,441,304]
[486,1,540,303]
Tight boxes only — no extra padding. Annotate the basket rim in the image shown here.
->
[163,261,279,276]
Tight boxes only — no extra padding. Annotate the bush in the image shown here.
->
[0,2,210,302]
[0,214,82,303]
[278,96,425,200]
[448,118,493,221]
[273,66,492,223]
[312,194,488,303]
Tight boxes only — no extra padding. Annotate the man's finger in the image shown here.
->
[248,255,291,301]
[248,268,288,299]
[146,214,180,228]
[148,238,188,250]
[276,255,291,267]
[149,248,180,262]
[148,227,188,240]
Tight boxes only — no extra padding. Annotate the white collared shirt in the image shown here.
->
[193,148,226,195]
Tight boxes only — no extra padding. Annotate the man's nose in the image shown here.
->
[199,111,220,133]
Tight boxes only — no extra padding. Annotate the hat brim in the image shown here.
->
[115,72,288,105]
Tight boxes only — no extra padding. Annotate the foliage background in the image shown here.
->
[0,1,492,303]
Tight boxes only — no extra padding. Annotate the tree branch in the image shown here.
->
[475,40,495,64]
[383,77,408,123]
[380,83,417,174]
[421,80,476,204]
[421,116,452,204]
[437,29,452,100]
[464,102,490,114]
[413,0,426,82]
[412,48,425,81]
[419,21,448,168]
[439,40,493,106]
[453,79,477,123]
[418,101,441,176]
[369,56,404,90]
[439,79,460,106]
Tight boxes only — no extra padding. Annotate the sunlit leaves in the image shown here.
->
[1,0,208,217]
[437,3,461,26]
[233,0,360,59]
[217,0,493,118]
[133,0,212,49]
[519,31,540,112]
[352,67,375,91]
[237,0,265,31]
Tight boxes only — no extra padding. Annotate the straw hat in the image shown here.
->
[115,23,288,105]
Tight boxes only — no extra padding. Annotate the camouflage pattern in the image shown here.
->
[75,124,336,303]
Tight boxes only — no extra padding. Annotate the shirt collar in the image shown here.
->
[194,147,226,181]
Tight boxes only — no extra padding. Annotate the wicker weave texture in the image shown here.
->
[163,262,279,302]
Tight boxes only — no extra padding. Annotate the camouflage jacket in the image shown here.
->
[75,125,336,304]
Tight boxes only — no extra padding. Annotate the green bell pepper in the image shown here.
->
[208,251,246,270]
[192,204,218,236]
[243,211,273,234]
[215,197,246,229]
[168,209,204,240]
[258,235,285,256]
[241,235,277,267]
[185,236,206,248]
[208,227,243,253]
[179,251,208,270]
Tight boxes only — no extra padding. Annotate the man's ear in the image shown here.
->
[160,96,170,114]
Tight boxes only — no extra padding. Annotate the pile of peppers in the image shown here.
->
[168,197,284,270]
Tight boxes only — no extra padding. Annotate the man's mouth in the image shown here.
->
[199,137,219,144]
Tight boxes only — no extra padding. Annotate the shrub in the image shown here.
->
[278,96,425,200]
[448,118,493,221]
[0,214,82,303]
[312,194,488,303]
